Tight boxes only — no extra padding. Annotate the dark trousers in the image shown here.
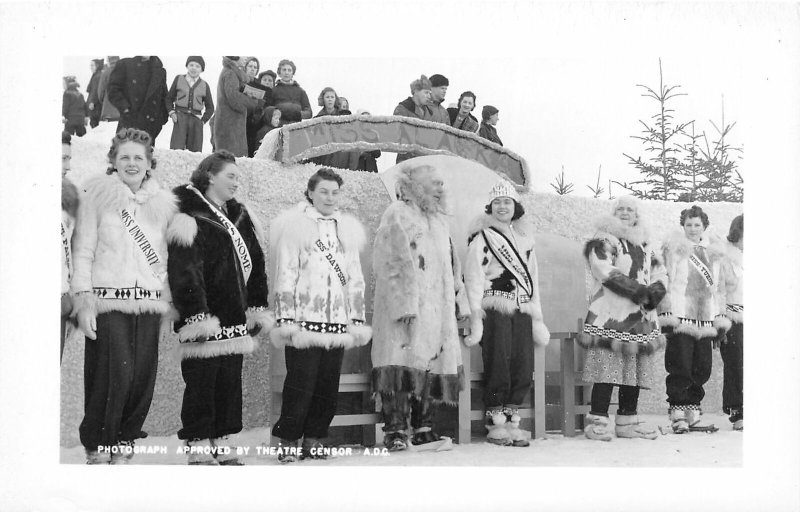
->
[64,123,86,137]
[272,346,344,441]
[79,311,160,450]
[665,331,713,406]
[481,309,534,408]
[380,392,437,433]
[720,322,743,416]
[170,111,204,152]
[590,383,641,416]
[179,354,244,440]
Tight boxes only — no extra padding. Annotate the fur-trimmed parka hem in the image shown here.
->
[268,322,372,350]
[371,365,465,407]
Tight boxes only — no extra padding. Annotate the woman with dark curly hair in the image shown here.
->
[659,205,730,434]
[167,150,273,465]
[71,128,178,464]
[578,196,667,441]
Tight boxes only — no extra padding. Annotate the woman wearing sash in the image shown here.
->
[71,128,178,464]
[167,150,273,465]
[659,205,730,434]
[463,179,549,447]
[269,167,371,463]
[579,196,667,441]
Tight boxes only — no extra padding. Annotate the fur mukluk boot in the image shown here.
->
[186,439,219,466]
[485,408,513,446]
[109,440,135,465]
[584,413,613,441]
[277,438,301,463]
[301,437,331,460]
[614,414,658,440]
[211,436,243,465]
[685,406,718,432]
[85,449,110,465]
[383,431,409,452]
[729,407,743,431]
[504,407,530,447]
[668,407,689,434]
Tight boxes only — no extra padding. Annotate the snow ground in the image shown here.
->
[60,413,740,467]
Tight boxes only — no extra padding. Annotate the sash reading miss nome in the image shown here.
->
[481,227,533,297]
[187,185,253,283]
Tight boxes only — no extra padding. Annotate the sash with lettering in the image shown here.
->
[314,239,347,287]
[688,246,714,288]
[119,208,167,282]
[481,227,533,297]
[61,221,72,280]
[187,185,253,283]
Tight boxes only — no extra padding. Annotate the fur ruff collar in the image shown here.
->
[592,215,650,247]
[62,177,79,218]
[467,213,535,242]
[663,230,726,258]
[271,201,366,253]
[82,173,176,226]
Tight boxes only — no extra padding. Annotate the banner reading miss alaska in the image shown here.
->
[256,114,531,189]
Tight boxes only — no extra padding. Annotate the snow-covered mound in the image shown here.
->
[61,124,742,447]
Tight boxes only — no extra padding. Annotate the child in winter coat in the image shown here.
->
[659,205,730,433]
[579,196,667,441]
[167,56,215,152]
[463,179,549,447]
[62,76,88,137]
[720,214,743,431]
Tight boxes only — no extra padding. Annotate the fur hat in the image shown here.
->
[430,74,449,87]
[482,105,499,121]
[488,179,520,203]
[410,75,432,93]
[186,56,205,71]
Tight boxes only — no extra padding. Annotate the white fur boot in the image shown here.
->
[614,414,658,440]
[668,407,689,434]
[504,408,530,447]
[584,413,613,441]
[186,439,219,466]
[485,409,512,446]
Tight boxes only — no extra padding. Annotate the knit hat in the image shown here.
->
[488,179,520,203]
[410,75,432,93]
[429,74,449,87]
[482,105,499,121]
[186,56,205,71]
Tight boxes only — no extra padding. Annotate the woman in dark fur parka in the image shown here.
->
[579,196,667,441]
[167,150,274,465]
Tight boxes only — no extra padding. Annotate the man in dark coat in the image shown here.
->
[108,56,169,144]
[392,75,432,164]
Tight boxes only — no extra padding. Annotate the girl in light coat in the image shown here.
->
[463,179,549,447]
[269,168,371,462]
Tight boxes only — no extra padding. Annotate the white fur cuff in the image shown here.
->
[532,320,550,346]
[70,292,97,319]
[268,323,300,348]
[246,307,276,333]
[348,323,373,347]
[178,315,222,342]
[714,315,732,334]
[464,318,483,347]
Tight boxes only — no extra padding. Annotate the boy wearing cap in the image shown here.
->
[479,105,503,146]
[463,180,549,447]
[425,73,451,126]
[167,56,215,152]
[393,75,433,163]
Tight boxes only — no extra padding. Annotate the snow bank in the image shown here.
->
[61,124,742,447]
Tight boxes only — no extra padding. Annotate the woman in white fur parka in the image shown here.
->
[71,128,178,464]
[659,205,731,434]
[269,168,371,462]
[464,179,549,447]
[579,196,667,442]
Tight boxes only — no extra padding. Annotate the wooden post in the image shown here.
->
[533,342,546,439]
[458,340,472,444]
[560,333,577,437]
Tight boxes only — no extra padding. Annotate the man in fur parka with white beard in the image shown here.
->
[658,205,731,434]
[463,179,549,447]
[578,196,667,442]
[371,163,470,452]
[269,168,371,462]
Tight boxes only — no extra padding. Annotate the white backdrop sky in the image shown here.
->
[61,2,752,196]
[2,1,800,511]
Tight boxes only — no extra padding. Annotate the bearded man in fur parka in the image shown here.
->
[658,205,731,434]
[578,196,667,441]
[463,179,549,447]
[371,163,470,451]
